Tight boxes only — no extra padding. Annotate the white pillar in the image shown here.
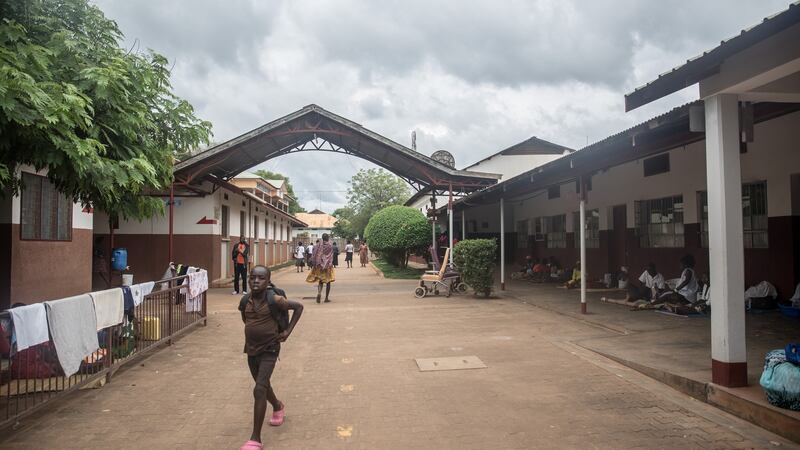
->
[432,220,437,252]
[705,93,747,387]
[448,186,454,267]
[580,197,587,314]
[500,197,505,290]
[461,210,466,240]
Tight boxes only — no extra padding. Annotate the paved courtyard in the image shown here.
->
[0,265,796,449]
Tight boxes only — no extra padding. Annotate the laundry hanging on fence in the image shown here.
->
[89,288,124,331]
[131,281,156,307]
[8,303,49,351]
[188,269,208,299]
[186,269,206,313]
[121,286,135,321]
[45,294,99,376]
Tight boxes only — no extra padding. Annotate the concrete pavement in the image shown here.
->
[0,264,795,449]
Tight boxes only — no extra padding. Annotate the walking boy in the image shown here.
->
[238,265,303,450]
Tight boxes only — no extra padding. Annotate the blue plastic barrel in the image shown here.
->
[111,248,128,272]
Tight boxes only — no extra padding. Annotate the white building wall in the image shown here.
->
[466,154,565,181]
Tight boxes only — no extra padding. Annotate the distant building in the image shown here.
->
[229,171,292,213]
[406,136,573,235]
[292,209,337,243]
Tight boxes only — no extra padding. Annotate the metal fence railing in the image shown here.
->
[0,275,207,430]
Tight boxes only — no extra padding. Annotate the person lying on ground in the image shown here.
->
[626,262,666,302]
[238,265,303,450]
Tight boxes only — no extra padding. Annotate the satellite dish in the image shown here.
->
[431,150,455,168]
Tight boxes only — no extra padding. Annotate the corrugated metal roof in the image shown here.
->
[463,136,574,169]
[625,1,800,111]
[174,104,500,194]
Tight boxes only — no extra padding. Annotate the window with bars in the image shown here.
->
[635,195,684,248]
[545,214,567,248]
[699,181,768,248]
[20,173,72,241]
[516,219,529,249]
[573,209,600,248]
[253,216,259,240]
[220,205,229,237]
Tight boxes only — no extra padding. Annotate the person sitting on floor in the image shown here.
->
[660,254,700,312]
[564,261,581,289]
[626,262,665,302]
[532,258,548,282]
[548,257,565,282]
[520,256,535,277]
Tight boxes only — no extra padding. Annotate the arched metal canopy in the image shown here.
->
[174,104,500,194]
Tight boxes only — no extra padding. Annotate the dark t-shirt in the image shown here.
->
[238,292,286,356]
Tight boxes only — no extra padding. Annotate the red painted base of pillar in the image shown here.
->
[501,282,505,291]
[711,359,748,387]
[581,302,587,314]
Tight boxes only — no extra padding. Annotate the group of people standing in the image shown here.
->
[292,237,370,304]
[294,239,369,272]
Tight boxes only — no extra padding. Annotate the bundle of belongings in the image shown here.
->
[760,344,800,411]
[744,280,778,310]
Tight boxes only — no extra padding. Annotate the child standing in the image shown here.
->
[238,265,303,450]
[344,240,354,268]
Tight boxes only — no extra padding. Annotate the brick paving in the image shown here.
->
[0,265,796,449]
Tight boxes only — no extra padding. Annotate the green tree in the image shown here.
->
[253,169,305,214]
[0,0,212,220]
[364,205,429,268]
[346,168,410,236]
[331,206,357,240]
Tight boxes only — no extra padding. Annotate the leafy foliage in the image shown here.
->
[252,169,305,214]
[453,239,497,297]
[331,206,357,239]
[364,205,429,268]
[0,0,212,220]
[345,168,410,237]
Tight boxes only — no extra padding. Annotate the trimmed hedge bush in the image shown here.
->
[453,239,497,297]
[364,205,430,268]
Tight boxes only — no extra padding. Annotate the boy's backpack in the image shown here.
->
[239,284,290,332]
[267,285,290,332]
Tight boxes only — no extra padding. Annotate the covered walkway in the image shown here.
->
[0,267,794,448]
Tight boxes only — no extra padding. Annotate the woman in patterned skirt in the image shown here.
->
[306,234,335,303]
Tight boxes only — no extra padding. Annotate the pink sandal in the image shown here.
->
[239,440,262,450]
[269,404,285,426]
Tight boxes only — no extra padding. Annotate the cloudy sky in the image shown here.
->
[94,0,788,212]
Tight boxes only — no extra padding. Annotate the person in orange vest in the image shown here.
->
[232,236,250,295]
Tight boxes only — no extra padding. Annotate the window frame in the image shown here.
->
[19,172,72,242]
[699,181,768,248]
[545,214,567,249]
[221,205,230,238]
[635,195,684,248]
[573,209,600,248]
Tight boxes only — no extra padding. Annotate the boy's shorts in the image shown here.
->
[247,348,280,386]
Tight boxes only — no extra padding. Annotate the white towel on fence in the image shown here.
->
[45,294,99,376]
[8,303,49,351]
[130,281,155,307]
[89,288,124,331]
[188,269,208,299]
[186,270,207,313]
